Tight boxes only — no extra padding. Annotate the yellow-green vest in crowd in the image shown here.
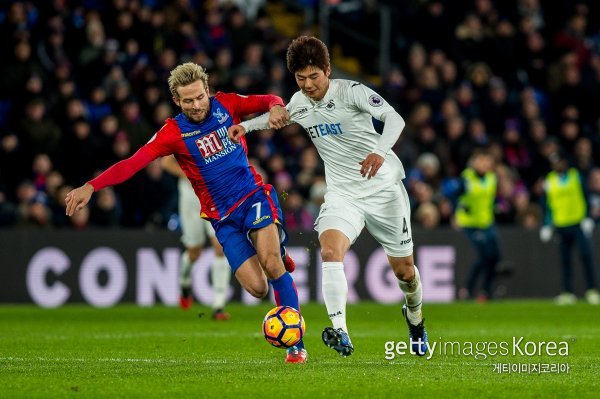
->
[545,168,586,227]
[456,169,497,229]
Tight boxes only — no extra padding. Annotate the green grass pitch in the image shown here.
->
[0,301,598,398]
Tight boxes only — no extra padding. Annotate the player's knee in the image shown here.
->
[320,246,343,262]
[246,281,269,298]
[261,252,284,279]
[394,262,415,282]
[187,247,201,262]
[249,287,269,299]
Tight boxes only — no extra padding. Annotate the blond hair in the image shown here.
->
[167,62,209,98]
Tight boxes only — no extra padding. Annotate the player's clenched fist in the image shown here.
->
[268,105,290,129]
[228,125,246,144]
[65,183,94,216]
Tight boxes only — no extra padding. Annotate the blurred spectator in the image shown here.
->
[295,147,324,198]
[443,115,471,177]
[494,163,526,224]
[588,168,600,223]
[381,66,407,111]
[468,118,489,147]
[454,13,492,68]
[235,43,268,92]
[1,41,44,105]
[96,115,121,167]
[519,30,549,89]
[70,205,90,230]
[140,85,163,122]
[31,153,53,192]
[516,202,542,230]
[306,178,327,219]
[282,190,313,231]
[18,98,62,162]
[415,1,452,53]
[453,150,502,301]
[539,151,599,305]
[118,98,153,150]
[407,152,443,197]
[89,187,122,227]
[0,133,29,200]
[211,47,235,91]
[85,86,112,126]
[45,171,64,202]
[415,202,440,230]
[481,77,512,137]
[15,180,51,227]
[501,119,533,183]
[0,188,17,226]
[573,136,597,177]
[454,81,479,120]
[61,118,98,185]
[467,62,493,103]
[491,19,518,85]
[152,102,174,129]
[225,6,258,61]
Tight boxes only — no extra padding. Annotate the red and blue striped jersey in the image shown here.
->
[88,92,283,220]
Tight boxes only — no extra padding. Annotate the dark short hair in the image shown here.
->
[286,36,330,74]
[548,151,567,165]
[472,147,492,158]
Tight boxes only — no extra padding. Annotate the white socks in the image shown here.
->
[180,251,231,310]
[399,265,423,325]
[211,256,231,310]
[180,251,193,288]
[322,261,349,333]
[322,262,423,330]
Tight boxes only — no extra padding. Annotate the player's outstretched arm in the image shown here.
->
[227,104,291,144]
[228,102,294,144]
[65,146,159,216]
[65,183,94,216]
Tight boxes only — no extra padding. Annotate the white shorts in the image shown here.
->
[179,178,215,248]
[314,183,413,258]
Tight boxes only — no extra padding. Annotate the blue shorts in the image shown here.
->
[212,185,288,272]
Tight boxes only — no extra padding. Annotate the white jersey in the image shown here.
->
[242,79,406,198]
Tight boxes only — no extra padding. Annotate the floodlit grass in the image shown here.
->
[0,301,598,398]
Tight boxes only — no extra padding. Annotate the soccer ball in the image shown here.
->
[262,306,306,348]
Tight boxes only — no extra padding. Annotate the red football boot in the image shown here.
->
[285,346,308,363]
[282,248,296,273]
[179,295,192,310]
[212,309,231,321]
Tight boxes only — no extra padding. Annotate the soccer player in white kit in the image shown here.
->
[229,36,428,356]
[162,155,231,319]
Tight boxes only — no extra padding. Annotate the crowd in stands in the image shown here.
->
[0,0,599,232]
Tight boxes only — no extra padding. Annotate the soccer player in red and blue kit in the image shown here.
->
[65,62,308,363]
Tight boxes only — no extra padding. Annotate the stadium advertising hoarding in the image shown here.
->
[0,228,596,306]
